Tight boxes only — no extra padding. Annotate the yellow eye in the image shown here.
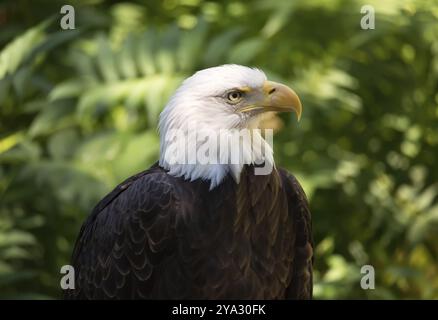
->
[227,91,243,103]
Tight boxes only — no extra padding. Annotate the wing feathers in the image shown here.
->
[66,166,179,299]
[278,168,313,299]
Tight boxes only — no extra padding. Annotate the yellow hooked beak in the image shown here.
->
[239,80,302,121]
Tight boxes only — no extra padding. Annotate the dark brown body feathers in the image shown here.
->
[65,163,313,299]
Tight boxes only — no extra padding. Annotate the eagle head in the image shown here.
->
[158,64,302,189]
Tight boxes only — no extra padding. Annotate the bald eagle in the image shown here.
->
[66,65,313,299]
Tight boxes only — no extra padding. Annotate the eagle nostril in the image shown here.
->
[268,87,276,95]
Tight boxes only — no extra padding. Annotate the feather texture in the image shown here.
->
[65,163,313,299]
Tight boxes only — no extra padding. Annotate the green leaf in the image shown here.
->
[96,35,120,82]
[0,25,46,79]
[228,38,265,64]
[49,80,84,101]
[0,231,36,247]
[204,28,243,66]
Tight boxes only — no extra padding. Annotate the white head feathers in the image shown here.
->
[158,64,274,189]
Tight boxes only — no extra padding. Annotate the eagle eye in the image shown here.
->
[226,90,243,104]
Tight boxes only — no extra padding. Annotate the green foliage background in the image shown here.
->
[0,0,437,299]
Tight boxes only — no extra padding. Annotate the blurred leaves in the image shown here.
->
[0,22,46,78]
[0,0,437,299]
